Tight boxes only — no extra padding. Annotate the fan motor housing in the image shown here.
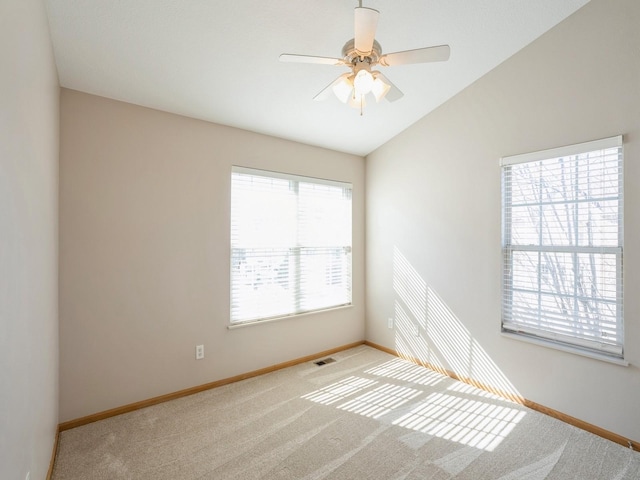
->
[342,38,382,65]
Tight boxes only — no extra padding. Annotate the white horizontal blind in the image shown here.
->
[501,136,624,358]
[231,167,352,324]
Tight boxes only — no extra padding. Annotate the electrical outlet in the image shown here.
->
[414,324,420,337]
[26,472,30,480]
[388,318,394,329]
[195,344,204,360]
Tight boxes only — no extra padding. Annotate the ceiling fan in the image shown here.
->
[279,1,450,114]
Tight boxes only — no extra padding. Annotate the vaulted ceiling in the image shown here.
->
[45,0,590,156]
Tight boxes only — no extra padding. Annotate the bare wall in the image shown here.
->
[0,0,60,478]
[366,0,640,441]
[59,89,365,422]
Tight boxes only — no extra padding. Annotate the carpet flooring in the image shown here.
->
[52,345,640,479]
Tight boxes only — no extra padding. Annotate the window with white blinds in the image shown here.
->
[501,136,624,359]
[230,166,352,324]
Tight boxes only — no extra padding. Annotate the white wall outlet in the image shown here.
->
[387,318,394,329]
[195,344,204,360]
[414,324,420,337]
[26,472,30,480]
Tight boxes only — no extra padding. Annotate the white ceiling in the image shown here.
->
[44,0,590,156]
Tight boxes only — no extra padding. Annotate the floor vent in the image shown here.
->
[314,357,336,366]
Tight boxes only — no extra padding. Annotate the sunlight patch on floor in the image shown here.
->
[392,392,526,452]
[336,383,422,419]
[301,376,377,405]
[365,358,445,387]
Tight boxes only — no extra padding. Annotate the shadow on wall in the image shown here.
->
[392,246,522,403]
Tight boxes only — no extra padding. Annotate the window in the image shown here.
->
[501,136,623,360]
[230,166,352,324]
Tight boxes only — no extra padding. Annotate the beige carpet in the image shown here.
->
[52,345,640,479]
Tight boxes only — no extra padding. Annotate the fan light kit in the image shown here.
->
[280,1,451,115]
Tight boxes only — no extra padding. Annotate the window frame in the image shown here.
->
[500,136,626,364]
[229,166,353,327]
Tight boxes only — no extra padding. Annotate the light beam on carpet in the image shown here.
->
[302,376,377,405]
[365,358,444,387]
[392,392,526,452]
[336,383,422,419]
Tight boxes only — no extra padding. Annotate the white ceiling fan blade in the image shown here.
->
[279,54,346,66]
[354,7,379,55]
[374,72,403,102]
[313,73,352,102]
[379,45,450,66]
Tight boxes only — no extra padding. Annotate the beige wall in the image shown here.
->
[366,0,640,441]
[59,89,365,422]
[0,0,59,478]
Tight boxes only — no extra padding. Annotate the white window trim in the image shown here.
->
[232,165,350,190]
[500,136,622,166]
[501,331,629,367]
[500,135,626,364]
[227,304,353,330]
[230,166,353,325]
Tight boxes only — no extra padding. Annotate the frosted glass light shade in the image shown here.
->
[353,70,374,96]
[332,76,353,103]
[372,77,390,102]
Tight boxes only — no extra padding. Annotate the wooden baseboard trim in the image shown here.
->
[58,341,365,432]
[56,340,639,452]
[364,340,639,452]
[46,425,60,480]
[364,341,525,404]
